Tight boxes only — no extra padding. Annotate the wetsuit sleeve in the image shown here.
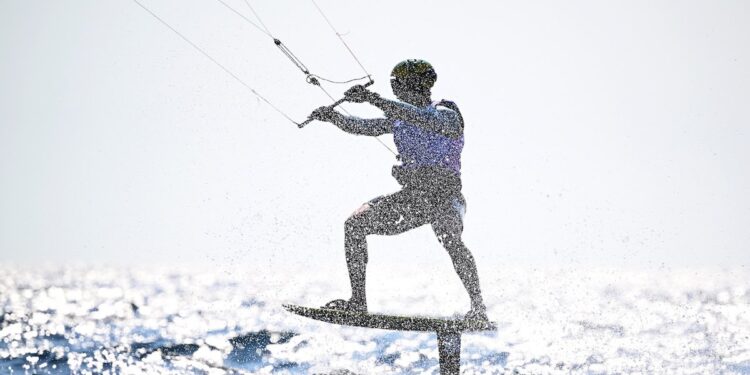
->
[328,112,393,136]
[369,97,464,138]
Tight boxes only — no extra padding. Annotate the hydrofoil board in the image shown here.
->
[283,304,496,332]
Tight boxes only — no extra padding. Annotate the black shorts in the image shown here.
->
[359,183,466,237]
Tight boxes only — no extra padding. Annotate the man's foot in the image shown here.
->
[464,306,488,322]
[322,299,367,313]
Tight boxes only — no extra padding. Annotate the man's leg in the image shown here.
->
[343,204,371,308]
[431,196,487,317]
[337,190,432,310]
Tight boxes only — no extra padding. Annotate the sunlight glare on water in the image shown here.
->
[0,265,748,374]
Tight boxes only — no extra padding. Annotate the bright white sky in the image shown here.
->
[1,1,748,273]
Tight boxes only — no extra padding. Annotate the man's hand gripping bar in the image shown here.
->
[298,80,374,128]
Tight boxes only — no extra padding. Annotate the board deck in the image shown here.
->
[283,304,496,332]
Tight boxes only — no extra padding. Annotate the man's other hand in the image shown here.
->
[343,85,378,103]
[308,106,338,123]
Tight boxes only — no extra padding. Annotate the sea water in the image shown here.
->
[1,264,748,374]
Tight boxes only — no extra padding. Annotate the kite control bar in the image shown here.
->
[298,80,374,128]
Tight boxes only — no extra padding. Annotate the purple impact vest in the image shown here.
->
[392,102,464,176]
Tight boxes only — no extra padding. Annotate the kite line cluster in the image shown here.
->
[132,0,396,155]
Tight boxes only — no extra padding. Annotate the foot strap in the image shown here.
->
[322,299,366,312]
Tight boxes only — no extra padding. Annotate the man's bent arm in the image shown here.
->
[369,97,463,138]
[328,112,392,136]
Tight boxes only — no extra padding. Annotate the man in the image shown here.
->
[308,59,487,321]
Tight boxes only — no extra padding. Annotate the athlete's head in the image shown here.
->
[390,59,436,104]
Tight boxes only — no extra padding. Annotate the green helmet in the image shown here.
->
[390,59,437,89]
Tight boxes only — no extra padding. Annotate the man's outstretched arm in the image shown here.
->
[308,106,392,136]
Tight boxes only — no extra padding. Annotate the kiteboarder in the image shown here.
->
[308,59,488,321]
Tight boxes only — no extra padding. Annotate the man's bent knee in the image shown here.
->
[345,203,372,235]
[351,203,371,216]
[345,215,365,237]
